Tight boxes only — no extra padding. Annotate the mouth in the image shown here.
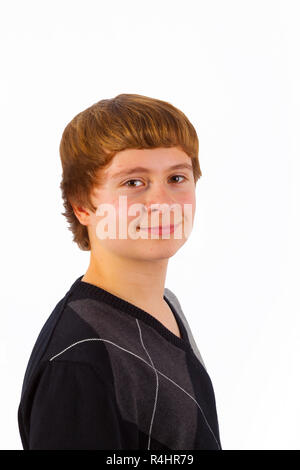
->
[137,221,182,235]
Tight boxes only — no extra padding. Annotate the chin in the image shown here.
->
[133,240,185,261]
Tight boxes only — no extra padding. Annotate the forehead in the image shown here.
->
[103,147,192,178]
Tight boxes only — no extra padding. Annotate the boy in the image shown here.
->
[17,93,222,450]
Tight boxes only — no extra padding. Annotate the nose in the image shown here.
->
[144,182,174,210]
[142,183,178,224]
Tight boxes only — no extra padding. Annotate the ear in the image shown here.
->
[71,203,91,226]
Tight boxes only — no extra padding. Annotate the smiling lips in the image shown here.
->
[138,221,182,235]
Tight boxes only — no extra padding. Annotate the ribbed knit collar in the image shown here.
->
[68,274,192,353]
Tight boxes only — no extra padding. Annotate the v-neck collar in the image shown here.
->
[68,274,192,352]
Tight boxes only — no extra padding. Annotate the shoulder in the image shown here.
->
[164,287,188,324]
[20,296,113,403]
[164,287,207,370]
[164,287,181,308]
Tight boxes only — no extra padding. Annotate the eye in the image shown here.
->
[123,179,143,188]
[169,175,187,184]
[122,175,188,188]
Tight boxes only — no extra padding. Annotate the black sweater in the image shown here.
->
[17,275,222,450]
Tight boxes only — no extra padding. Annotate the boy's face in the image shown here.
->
[85,147,196,262]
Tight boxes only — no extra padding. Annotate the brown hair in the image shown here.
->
[59,93,202,251]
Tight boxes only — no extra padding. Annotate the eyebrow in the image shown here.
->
[110,163,193,180]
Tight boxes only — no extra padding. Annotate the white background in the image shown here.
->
[0,0,299,450]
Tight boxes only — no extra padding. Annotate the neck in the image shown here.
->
[81,248,169,315]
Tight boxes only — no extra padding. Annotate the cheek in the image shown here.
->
[90,191,118,227]
[176,190,196,213]
[182,183,196,201]
[176,191,196,229]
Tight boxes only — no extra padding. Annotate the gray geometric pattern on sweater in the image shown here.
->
[66,288,207,450]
